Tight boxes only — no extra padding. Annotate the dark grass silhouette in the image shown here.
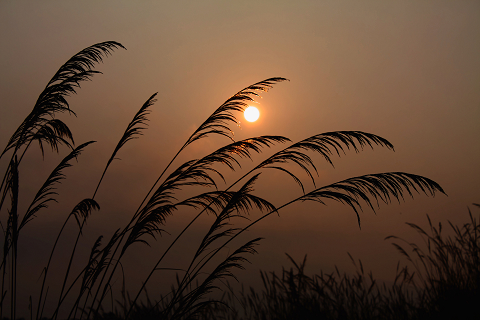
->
[189,205,479,320]
[0,41,445,320]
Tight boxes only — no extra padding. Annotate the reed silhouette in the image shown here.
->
[0,41,445,320]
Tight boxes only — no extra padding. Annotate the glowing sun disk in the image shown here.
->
[244,106,260,122]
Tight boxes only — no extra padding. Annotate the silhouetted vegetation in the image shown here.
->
[1,41,446,319]
[185,205,478,320]
[87,206,480,319]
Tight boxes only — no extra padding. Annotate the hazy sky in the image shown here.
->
[1,0,480,316]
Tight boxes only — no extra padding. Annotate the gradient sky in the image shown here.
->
[1,0,480,316]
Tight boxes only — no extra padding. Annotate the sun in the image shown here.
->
[244,106,260,122]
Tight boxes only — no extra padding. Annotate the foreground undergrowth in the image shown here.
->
[0,41,445,320]
[192,204,479,320]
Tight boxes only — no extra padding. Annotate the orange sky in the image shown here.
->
[1,1,479,316]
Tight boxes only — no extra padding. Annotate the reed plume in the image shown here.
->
[1,41,125,160]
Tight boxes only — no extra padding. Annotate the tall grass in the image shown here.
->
[0,41,445,320]
[197,205,479,320]
[387,203,480,319]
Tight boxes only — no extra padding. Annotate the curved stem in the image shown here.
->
[88,144,190,317]
[36,215,71,320]
[50,255,98,320]
[53,218,86,320]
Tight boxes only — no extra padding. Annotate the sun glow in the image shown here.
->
[244,106,260,122]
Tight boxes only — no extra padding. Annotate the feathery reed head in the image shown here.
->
[184,77,288,147]
[298,172,445,228]
[258,131,395,193]
[1,41,125,159]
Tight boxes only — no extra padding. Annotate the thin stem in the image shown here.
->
[88,143,190,317]
[50,255,100,320]
[53,218,86,320]
[36,215,71,320]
